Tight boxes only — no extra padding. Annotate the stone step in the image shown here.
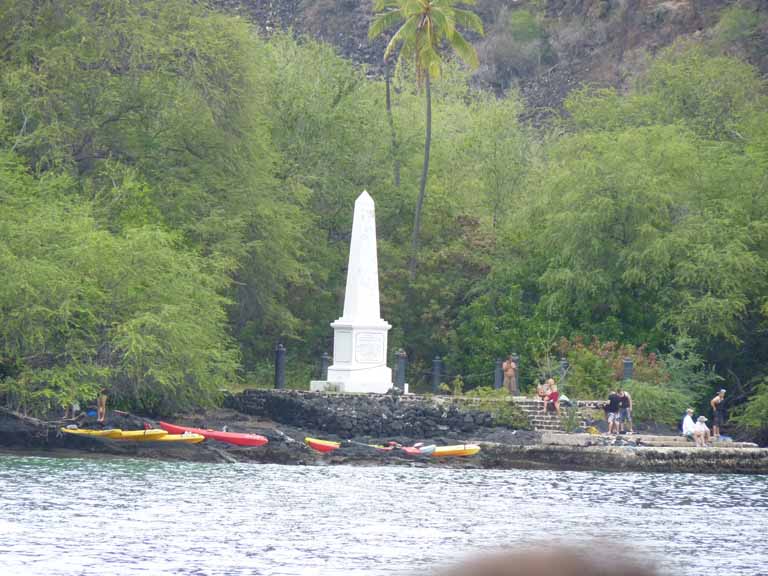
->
[529,419,564,428]
[523,413,564,422]
[504,397,576,431]
[523,411,566,431]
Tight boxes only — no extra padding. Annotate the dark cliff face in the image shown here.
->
[215,0,767,114]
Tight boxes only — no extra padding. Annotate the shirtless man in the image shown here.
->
[710,389,726,438]
[502,355,518,395]
[97,387,108,424]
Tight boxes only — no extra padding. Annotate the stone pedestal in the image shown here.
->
[326,320,392,393]
[324,191,392,393]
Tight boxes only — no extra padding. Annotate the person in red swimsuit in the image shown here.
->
[541,380,561,416]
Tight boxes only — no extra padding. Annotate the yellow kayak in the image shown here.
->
[305,437,341,453]
[61,428,123,439]
[142,433,205,444]
[432,444,481,457]
[113,429,168,440]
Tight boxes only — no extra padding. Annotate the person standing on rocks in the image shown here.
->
[97,387,108,424]
[606,389,621,435]
[502,355,518,395]
[710,389,726,438]
[617,387,633,434]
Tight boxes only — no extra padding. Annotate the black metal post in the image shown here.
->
[511,353,520,395]
[395,349,407,391]
[320,352,330,381]
[432,355,442,393]
[494,358,503,390]
[623,357,634,381]
[274,343,286,389]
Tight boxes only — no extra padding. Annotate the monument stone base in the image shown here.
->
[325,319,392,394]
[309,380,339,392]
[310,379,393,393]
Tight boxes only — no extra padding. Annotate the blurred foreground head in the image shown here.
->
[435,547,656,576]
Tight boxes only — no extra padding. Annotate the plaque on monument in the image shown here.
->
[356,332,384,364]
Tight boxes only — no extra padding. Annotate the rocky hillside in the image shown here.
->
[213,0,767,118]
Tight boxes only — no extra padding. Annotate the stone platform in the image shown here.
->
[2,405,766,474]
[478,441,768,474]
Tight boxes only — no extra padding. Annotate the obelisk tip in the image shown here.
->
[357,190,373,204]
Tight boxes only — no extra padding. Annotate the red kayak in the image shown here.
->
[158,421,268,447]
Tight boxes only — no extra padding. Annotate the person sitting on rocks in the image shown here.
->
[681,408,695,438]
[536,379,550,402]
[541,380,560,416]
[693,416,711,447]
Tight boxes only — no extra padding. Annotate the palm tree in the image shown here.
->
[369,0,483,280]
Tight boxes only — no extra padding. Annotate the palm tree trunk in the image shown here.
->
[385,60,400,188]
[409,72,431,280]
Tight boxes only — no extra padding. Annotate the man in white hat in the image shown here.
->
[693,415,711,447]
[681,408,695,438]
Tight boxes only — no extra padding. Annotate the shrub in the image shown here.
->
[464,386,530,429]
[731,377,768,430]
[623,380,691,427]
[561,347,614,399]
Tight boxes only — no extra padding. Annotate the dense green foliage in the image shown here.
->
[0,0,766,431]
[0,150,237,414]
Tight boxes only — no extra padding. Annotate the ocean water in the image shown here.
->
[0,455,766,575]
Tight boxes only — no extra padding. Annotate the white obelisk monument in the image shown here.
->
[323,191,393,393]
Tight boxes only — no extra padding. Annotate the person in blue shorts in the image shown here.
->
[617,387,633,434]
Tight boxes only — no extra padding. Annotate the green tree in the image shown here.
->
[369,0,483,279]
[0,150,238,415]
[0,0,314,371]
[732,377,768,430]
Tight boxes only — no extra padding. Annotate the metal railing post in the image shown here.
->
[274,343,286,389]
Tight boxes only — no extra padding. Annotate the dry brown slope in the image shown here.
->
[212,0,768,115]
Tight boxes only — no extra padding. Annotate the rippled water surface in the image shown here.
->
[1,455,766,575]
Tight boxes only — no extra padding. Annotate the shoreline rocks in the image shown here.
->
[2,404,766,474]
[224,389,530,437]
